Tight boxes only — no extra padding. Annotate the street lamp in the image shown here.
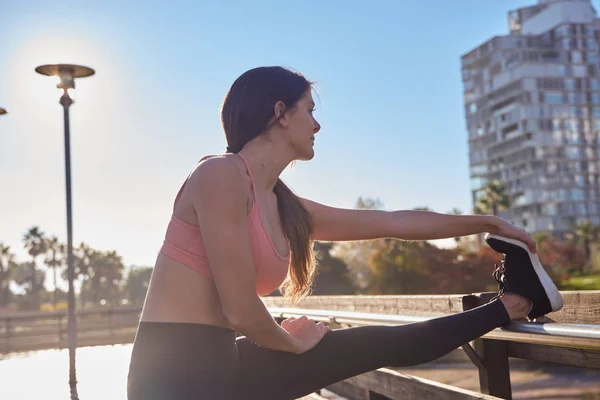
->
[35,64,95,388]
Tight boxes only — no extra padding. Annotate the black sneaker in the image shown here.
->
[485,233,563,320]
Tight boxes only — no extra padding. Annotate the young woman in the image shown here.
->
[127,66,563,400]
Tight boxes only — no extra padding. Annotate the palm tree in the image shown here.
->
[571,220,599,272]
[44,236,65,310]
[13,262,47,310]
[92,250,125,306]
[474,180,510,216]
[69,242,95,309]
[0,243,17,308]
[23,226,47,310]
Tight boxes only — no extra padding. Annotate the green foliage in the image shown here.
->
[123,266,153,305]
[312,242,356,295]
[474,180,509,216]
[559,275,600,290]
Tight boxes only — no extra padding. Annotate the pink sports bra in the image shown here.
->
[159,154,291,296]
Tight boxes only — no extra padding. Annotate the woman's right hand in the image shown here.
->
[281,316,330,354]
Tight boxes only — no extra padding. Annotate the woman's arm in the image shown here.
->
[301,198,536,251]
[190,158,298,353]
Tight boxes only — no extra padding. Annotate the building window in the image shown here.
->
[567,130,581,144]
[573,65,587,77]
[462,69,470,80]
[552,118,561,130]
[570,107,584,118]
[471,177,488,191]
[565,78,575,90]
[506,53,519,68]
[544,92,564,104]
[544,203,559,216]
[588,52,598,64]
[542,51,560,62]
[571,189,585,201]
[586,26,596,36]
[572,51,583,63]
[590,79,600,90]
[553,131,563,145]
[567,147,582,159]
[587,39,597,51]
[568,93,577,104]
[558,65,567,76]
[556,25,572,37]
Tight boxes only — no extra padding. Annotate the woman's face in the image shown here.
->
[284,91,321,160]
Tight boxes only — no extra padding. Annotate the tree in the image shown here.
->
[368,239,433,294]
[123,266,153,305]
[536,235,586,282]
[23,226,47,310]
[44,236,65,310]
[91,250,125,306]
[311,242,355,295]
[0,243,17,308]
[474,180,509,216]
[571,220,599,272]
[331,197,385,291]
[13,262,47,310]
[63,242,96,308]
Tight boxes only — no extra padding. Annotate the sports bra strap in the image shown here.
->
[173,154,257,211]
[237,153,258,204]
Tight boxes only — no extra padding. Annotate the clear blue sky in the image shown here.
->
[1,0,590,269]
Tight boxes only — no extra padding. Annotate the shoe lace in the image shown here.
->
[491,255,506,302]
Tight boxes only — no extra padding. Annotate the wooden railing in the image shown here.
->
[1,291,598,400]
[262,291,600,400]
[0,305,140,353]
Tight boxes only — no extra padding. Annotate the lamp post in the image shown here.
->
[35,64,95,387]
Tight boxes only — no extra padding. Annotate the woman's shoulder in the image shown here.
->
[188,154,249,195]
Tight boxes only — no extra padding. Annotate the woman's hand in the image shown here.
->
[281,316,330,354]
[489,216,537,253]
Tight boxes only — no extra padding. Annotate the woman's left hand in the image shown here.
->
[490,217,537,253]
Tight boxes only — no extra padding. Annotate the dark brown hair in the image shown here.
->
[221,66,315,304]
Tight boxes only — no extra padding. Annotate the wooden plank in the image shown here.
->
[326,381,368,400]
[263,292,600,324]
[473,339,512,399]
[263,295,468,317]
[541,290,600,324]
[507,342,600,369]
[340,368,502,400]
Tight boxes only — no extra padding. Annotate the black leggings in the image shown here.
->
[127,298,510,400]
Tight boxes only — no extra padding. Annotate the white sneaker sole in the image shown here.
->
[484,233,564,313]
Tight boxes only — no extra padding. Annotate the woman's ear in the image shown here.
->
[274,100,287,127]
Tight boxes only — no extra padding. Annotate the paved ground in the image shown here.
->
[395,360,600,400]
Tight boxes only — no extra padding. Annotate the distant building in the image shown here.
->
[462,0,600,236]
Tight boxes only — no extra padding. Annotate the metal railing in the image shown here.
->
[268,307,600,350]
